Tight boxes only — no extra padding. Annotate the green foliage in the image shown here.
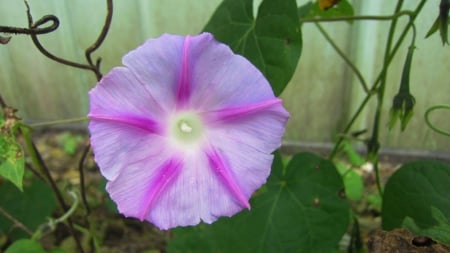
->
[0,180,57,240]
[403,206,450,246]
[299,0,354,22]
[340,141,365,167]
[167,152,350,253]
[4,239,68,253]
[58,132,83,155]
[204,0,302,96]
[335,141,365,201]
[4,239,46,253]
[382,160,450,230]
[0,136,24,191]
[336,163,364,201]
[0,110,24,191]
[366,193,382,213]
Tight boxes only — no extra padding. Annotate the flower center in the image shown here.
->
[169,112,204,146]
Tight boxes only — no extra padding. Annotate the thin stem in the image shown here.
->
[0,206,33,236]
[32,191,79,241]
[28,116,88,128]
[85,0,113,81]
[79,144,91,215]
[315,23,369,93]
[24,1,95,72]
[368,0,405,197]
[329,92,374,159]
[20,125,85,253]
[300,10,414,23]
[425,105,450,136]
[371,0,427,90]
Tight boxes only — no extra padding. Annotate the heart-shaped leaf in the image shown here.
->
[204,0,302,96]
[382,160,450,230]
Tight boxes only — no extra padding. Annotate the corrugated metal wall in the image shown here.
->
[1,0,449,152]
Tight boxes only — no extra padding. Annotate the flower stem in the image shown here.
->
[28,116,88,127]
[315,23,369,93]
[300,11,414,24]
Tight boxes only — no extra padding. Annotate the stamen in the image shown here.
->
[179,121,193,133]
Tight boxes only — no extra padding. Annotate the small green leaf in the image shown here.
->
[341,141,365,167]
[0,135,25,191]
[304,0,354,23]
[382,160,450,230]
[168,152,350,253]
[336,163,364,201]
[0,107,24,191]
[204,0,302,96]
[402,206,450,246]
[59,132,83,155]
[366,193,382,213]
[4,239,46,253]
[298,2,313,19]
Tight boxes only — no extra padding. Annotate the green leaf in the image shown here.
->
[204,0,302,96]
[382,160,450,230]
[341,141,365,167]
[59,132,83,155]
[0,133,24,191]
[4,239,46,253]
[336,163,364,201]
[366,193,382,213]
[297,2,313,19]
[305,0,354,23]
[0,141,24,191]
[402,206,450,246]
[0,179,57,239]
[167,152,350,253]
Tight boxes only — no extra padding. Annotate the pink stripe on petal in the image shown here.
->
[203,98,283,124]
[140,158,183,220]
[206,147,250,209]
[88,114,161,134]
[176,36,192,108]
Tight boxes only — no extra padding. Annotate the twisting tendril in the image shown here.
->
[425,104,450,137]
[0,14,59,35]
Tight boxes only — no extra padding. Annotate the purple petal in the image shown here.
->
[88,114,161,134]
[205,100,289,153]
[203,98,284,124]
[176,33,277,111]
[89,66,163,118]
[176,36,192,108]
[205,147,250,209]
[204,133,275,208]
[105,140,179,219]
[88,32,290,230]
[122,34,185,111]
[139,158,183,220]
[145,150,251,229]
[89,121,164,181]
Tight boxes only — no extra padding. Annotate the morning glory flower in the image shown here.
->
[88,32,289,230]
